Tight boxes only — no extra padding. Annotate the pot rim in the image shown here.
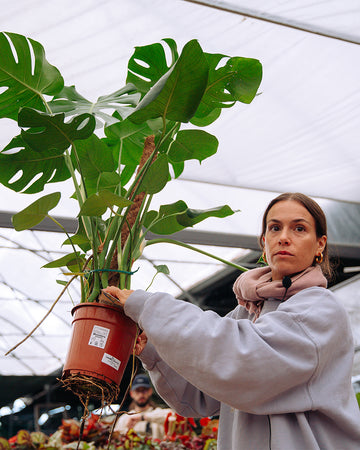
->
[71,301,124,316]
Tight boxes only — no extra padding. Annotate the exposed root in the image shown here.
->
[106,358,139,450]
[60,374,120,406]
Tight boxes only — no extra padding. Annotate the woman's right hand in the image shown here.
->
[135,332,148,356]
[102,286,133,307]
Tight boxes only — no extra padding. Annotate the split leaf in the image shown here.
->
[19,108,95,151]
[191,54,262,124]
[0,32,63,120]
[127,39,178,95]
[128,40,209,123]
[49,84,140,126]
[0,135,69,193]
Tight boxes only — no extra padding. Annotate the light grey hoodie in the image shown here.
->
[124,286,360,449]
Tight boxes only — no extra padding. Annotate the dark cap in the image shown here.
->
[131,374,151,391]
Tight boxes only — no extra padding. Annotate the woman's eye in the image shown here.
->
[269,224,280,231]
[295,225,305,232]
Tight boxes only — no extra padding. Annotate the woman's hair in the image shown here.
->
[259,192,333,280]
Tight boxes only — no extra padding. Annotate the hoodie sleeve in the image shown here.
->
[138,340,221,418]
[125,287,352,415]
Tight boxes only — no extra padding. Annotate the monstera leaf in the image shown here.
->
[127,38,178,94]
[0,32,63,120]
[48,84,140,126]
[168,130,218,163]
[128,39,209,124]
[104,117,164,186]
[138,154,170,194]
[144,200,235,235]
[84,172,122,197]
[191,53,262,125]
[0,135,69,193]
[0,33,260,298]
[72,134,115,180]
[42,251,86,271]
[12,192,61,231]
[105,118,155,167]
[19,107,96,151]
[79,190,133,217]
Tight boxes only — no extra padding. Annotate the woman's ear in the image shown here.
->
[318,235,327,253]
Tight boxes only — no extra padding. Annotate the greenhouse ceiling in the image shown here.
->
[0,0,359,392]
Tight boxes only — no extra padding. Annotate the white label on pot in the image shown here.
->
[88,325,110,349]
[102,353,121,371]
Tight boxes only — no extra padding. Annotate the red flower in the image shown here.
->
[164,411,173,436]
[200,417,211,426]
[188,417,196,427]
[179,434,190,443]
[175,413,185,421]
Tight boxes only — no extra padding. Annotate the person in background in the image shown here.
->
[104,192,360,449]
[114,373,174,440]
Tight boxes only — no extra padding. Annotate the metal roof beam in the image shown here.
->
[1,211,358,260]
[183,0,360,45]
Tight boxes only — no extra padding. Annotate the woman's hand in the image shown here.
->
[103,286,147,356]
[102,287,148,355]
[102,286,133,308]
[135,332,148,356]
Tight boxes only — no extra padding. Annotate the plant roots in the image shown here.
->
[60,373,120,409]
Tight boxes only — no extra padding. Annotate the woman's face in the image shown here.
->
[263,200,327,281]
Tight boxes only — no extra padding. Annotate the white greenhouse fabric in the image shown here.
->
[0,0,359,380]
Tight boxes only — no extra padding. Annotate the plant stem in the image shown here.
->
[65,146,100,300]
[145,238,248,272]
[48,214,86,301]
[48,215,83,272]
[64,149,90,236]
[157,121,179,151]
[102,149,156,276]
[132,195,153,256]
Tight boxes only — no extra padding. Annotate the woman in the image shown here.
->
[104,193,360,449]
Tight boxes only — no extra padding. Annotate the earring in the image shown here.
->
[262,252,267,264]
[315,253,323,264]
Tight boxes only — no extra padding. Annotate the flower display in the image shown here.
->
[2,413,218,450]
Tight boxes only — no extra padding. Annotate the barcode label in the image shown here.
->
[88,325,110,349]
[102,353,121,371]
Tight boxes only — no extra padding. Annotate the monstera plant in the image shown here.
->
[0,32,262,404]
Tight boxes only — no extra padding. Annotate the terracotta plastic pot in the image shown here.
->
[62,302,137,386]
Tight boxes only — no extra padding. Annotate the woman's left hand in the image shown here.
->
[102,286,133,307]
[134,332,148,356]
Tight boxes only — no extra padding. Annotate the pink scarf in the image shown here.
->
[233,265,327,321]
